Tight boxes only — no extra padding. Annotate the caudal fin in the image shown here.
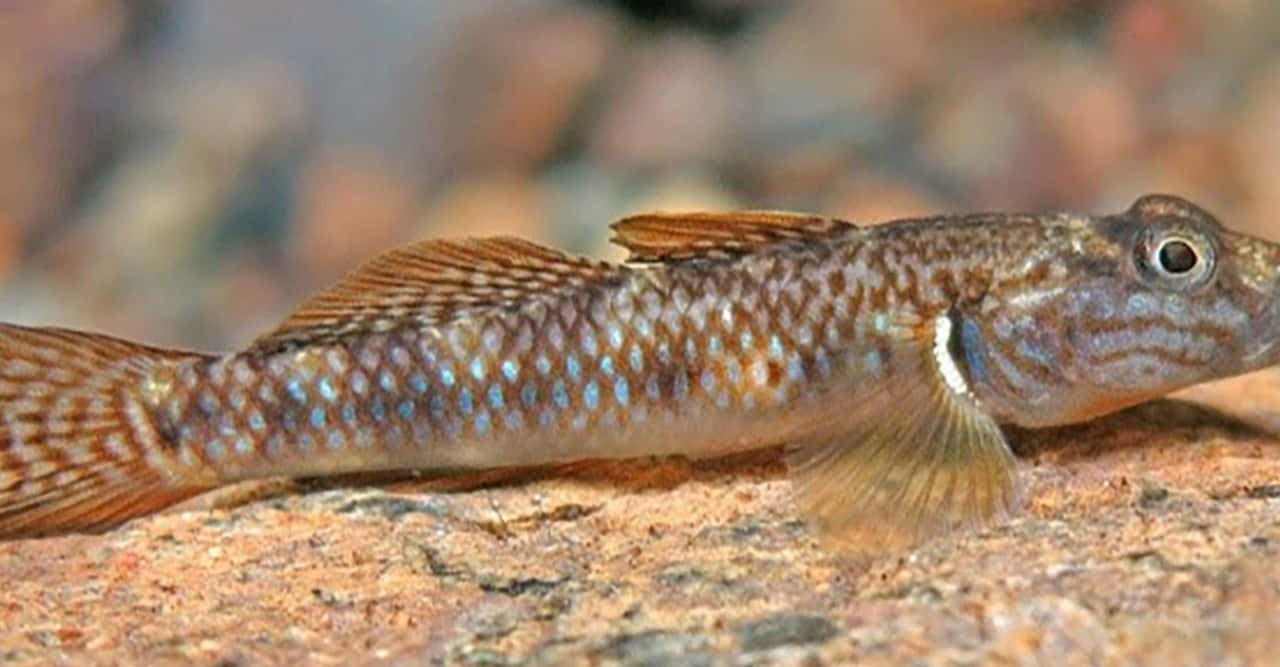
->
[0,323,216,539]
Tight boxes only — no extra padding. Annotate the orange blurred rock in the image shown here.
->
[1232,62,1280,238]
[429,6,619,171]
[1106,0,1192,90]
[0,0,127,242]
[589,34,743,167]
[418,174,549,243]
[1014,49,1141,202]
[826,174,946,224]
[291,156,420,283]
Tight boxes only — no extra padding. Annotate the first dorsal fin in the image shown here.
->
[252,237,624,352]
[610,211,857,263]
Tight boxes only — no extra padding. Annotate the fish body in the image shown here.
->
[2,194,1278,546]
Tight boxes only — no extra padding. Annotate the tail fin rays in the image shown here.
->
[0,324,215,538]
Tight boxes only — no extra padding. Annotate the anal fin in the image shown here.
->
[786,315,1018,553]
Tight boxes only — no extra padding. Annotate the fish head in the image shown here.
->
[958,194,1280,427]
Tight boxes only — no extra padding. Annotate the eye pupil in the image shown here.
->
[1157,239,1198,274]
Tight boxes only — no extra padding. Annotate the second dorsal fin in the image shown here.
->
[610,211,857,263]
[251,237,624,352]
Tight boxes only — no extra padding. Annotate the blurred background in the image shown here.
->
[0,0,1276,351]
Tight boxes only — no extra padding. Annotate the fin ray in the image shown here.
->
[0,324,215,539]
[253,237,626,351]
[610,211,857,263]
[786,317,1018,553]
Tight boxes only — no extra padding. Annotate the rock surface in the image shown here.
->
[2,373,1279,665]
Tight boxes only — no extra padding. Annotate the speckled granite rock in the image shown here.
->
[2,373,1279,665]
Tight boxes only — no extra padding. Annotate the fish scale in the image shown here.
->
[2,194,1279,550]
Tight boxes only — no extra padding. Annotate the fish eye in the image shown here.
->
[1136,227,1215,289]
[1155,237,1199,274]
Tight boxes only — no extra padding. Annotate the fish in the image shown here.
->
[1,193,1278,549]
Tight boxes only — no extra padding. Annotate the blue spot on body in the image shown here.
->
[600,356,614,376]
[371,399,387,423]
[646,376,660,400]
[614,377,629,405]
[429,395,446,419]
[539,410,554,427]
[708,336,722,357]
[459,388,474,415]
[299,434,316,452]
[815,350,831,379]
[566,355,581,380]
[769,335,784,360]
[607,324,624,350]
[234,436,253,455]
[740,332,753,351]
[725,359,741,384]
[629,345,644,372]
[410,373,429,395]
[351,372,368,395]
[398,400,415,420]
[521,383,537,408]
[536,355,551,375]
[327,431,345,450]
[200,392,218,415]
[282,413,299,433]
[673,372,689,400]
[310,408,327,429]
[504,411,524,431]
[488,385,504,410]
[318,377,337,402]
[787,354,805,382]
[205,440,226,460]
[865,349,884,377]
[584,381,599,410]
[700,370,716,393]
[380,372,396,392]
[440,368,456,388]
[502,360,518,383]
[287,380,307,404]
[552,381,569,409]
[341,403,357,424]
[474,411,491,435]
[684,339,698,361]
[470,358,486,381]
[249,412,266,431]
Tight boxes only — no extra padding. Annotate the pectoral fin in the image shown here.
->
[786,315,1018,553]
